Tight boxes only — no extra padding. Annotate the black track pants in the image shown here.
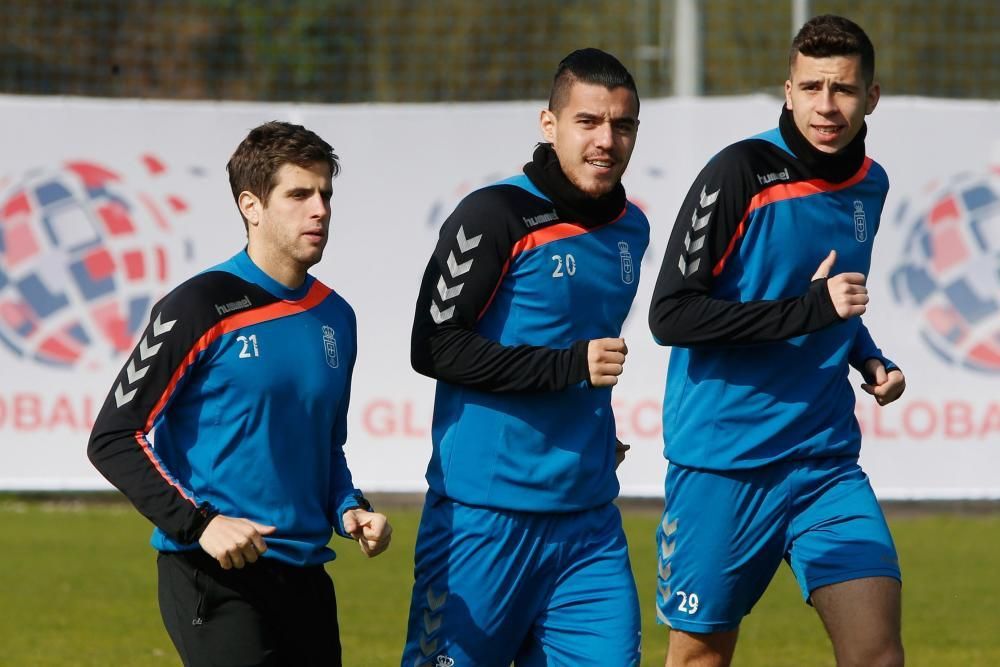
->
[157,550,342,667]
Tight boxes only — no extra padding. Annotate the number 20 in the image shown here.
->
[551,253,576,277]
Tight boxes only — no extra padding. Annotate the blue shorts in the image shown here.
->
[656,458,900,633]
[402,492,641,667]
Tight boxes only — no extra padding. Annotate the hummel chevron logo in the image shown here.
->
[662,516,679,536]
[678,254,701,278]
[138,336,162,361]
[423,610,442,634]
[419,636,438,657]
[678,188,718,279]
[446,251,473,278]
[126,359,149,384]
[659,559,672,581]
[114,312,178,408]
[114,384,137,408]
[691,209,711,232]
[685,231,705,254]
[456,225,482,253]
[152,313,176,336]
[436,277,463,301]
[427,587,447,611]
[430,303,455,324]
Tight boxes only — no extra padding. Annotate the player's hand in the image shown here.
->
[812,250,868,319]
[861,359,906,406]
[343,509,392,558]
[615,439,630,469]
[588,338,628,387]
[198,515,276,570]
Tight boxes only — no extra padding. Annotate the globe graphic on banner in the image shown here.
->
[890,167,1000,373]
[0,157,190,369]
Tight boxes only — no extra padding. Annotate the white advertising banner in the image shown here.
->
[0,94,997,498]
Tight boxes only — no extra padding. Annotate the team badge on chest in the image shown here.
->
[619,241,634,284]
[853,200,868,242]
[321,325,339,368]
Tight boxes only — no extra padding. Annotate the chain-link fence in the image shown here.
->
[0,0,996,103]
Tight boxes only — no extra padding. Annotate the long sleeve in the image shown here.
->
[87,276,250,543]
[648,142,842,347]
[328,309,368,538]
[411,186,590,392]
[849,320,898,379]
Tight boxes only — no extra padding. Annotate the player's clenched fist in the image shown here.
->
[812,250,868,319]
[198,515,276,570]
[588,337,628,387]
[343,509,393,558]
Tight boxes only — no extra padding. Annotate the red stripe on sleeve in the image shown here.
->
[477,208,627,319]
[712,158,873,277]
[134,431,197,505]
[142,281,332,432]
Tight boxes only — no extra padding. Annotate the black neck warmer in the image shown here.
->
[778,106,867,183]
[522,143,627,227]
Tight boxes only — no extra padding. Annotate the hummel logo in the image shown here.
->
[523,210,558,228]
[115,313,177,408]
[423,610,442,634]
[679,188,718,278]
[756,168,790,185]
[456,225,482,253]
[430,226,483,325]
[426,587,447,611]
[215,295,251,316]
[430,303,455,325]
[436,276,463,301]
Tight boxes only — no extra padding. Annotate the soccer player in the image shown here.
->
[649,15,906,667]
[401,48,648,666]
[88,121,391,667]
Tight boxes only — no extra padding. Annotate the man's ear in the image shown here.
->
[865,82,881,115]
[239,191,262,227]
[539,108,557,144]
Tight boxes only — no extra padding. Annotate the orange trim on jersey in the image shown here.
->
[712,158,873,277]
[134,431,197,505]
[142,281,333,433]
[477,207,627,319]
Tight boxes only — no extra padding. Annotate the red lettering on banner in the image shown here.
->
[0,393,102,432]
[944,401,973,438]
[979,403,1000,438]
[402,402,428,437]
[872,405,898,438]
[361,399,430,438]
[856,399,1000,442]
[612,399,663,440]
[49,396,78,430]
[902,401,937,439]
[363,400,395,437]
[14,395,41,430]
[631,399,662,439]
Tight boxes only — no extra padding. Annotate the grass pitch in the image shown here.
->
[1,497,998,666]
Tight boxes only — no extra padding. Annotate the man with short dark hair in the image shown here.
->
[89,120,391,667]
[649,15,904,667]
[401,48,648,666]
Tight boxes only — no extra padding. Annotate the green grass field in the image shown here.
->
[1,497,998,666]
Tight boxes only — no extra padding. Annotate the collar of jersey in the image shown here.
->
[522,143,627,227]
[234,249,314,302]
[778,106,867,184]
